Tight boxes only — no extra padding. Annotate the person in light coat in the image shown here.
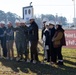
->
[42,22,50,62]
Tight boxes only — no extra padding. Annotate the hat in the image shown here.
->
[20,19,25,23]
[1,21,5,24]
[45,22,49,26]
[56,21,62,26]
[42,18,49,22]
[15,20,20,23]
[49,21,55,25]
[7,21,11,25]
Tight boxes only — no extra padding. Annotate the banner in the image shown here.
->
[23,6,33,22]
[65,29,76,48]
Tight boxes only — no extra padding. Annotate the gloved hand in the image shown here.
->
[45,45,49,50]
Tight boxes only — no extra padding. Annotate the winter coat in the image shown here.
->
[1,27,7,41]
[41,27,45,39]
[52,30,66,48]
[6,26,14,41]
[43,28,49,46]
[49,28,56,45]
[15,26,27,42]
[29,21,39,41]
[0,28,4,37]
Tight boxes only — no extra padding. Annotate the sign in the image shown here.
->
[65,29,76,48]
[23,6,33,22]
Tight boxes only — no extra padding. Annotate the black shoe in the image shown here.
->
[17,58,24,62]
[30,59,33,62]
[25,58,27,62]
[57,62,63,65]
[44,58,47,61]
[36,60,41,63]
[47,60,50,62]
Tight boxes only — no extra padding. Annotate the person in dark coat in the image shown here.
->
[52,23,66,65]
[0,21,7,58]
[48,21,56,63]
[29,17,39,63]
[14,20,21,61]
[20,20,29,62]
[0,22,4,58]
[6,21,14,60]
[15,19,29,62]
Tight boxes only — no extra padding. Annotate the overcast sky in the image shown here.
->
[0,0,75,22]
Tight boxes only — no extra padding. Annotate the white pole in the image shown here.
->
[73,0,75,26]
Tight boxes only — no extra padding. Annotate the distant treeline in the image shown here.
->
[0,10,68,28]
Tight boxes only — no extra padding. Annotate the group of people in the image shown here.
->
[0,17,39,64]
[0,17,66,65]
[42,18,66,65]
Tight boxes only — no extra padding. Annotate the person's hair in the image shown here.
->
[56,24,64,32]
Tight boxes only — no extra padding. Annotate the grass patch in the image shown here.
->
[0,46,76,75]
[0,30,75,75]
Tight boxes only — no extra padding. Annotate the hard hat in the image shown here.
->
[56,21,62,26]
[15,20,20,23]
[45,22,49,26]
[1,21,5,24]
[42,18,49,22]
[7,21,11,25]
[20,19,25,23]
[49,21,55,25]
